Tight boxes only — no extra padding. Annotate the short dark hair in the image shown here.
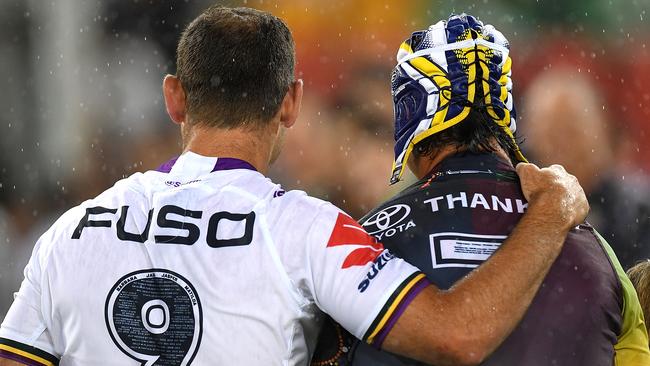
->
[176,6,295,128]
[412,107,521,163]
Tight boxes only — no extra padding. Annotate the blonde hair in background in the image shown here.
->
[627,260,650,338]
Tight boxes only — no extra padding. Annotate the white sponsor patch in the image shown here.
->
[362,204,411,235]
[429,232,506,268]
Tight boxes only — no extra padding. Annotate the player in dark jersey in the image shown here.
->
[312,14,650,366]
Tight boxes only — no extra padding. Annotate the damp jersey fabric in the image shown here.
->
[346,152,650,366]
[0,152,430,366]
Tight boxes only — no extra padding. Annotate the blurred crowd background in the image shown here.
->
[1,0,650,319]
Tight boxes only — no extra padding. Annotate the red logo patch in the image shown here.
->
[327,213,384,268]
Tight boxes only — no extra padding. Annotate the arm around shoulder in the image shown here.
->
[380,164,590,365]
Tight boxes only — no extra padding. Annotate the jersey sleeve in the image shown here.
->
[595,231,650,365]
[0,236,61,366]
[305,204,430,349]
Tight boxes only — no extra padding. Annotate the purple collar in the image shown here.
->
[211,157,257,172]
[156,157,178,173]
[156,156,257,173]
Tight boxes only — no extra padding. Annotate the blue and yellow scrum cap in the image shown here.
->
[389,13,527,184]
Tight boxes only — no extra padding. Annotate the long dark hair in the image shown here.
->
[412,106,522,164]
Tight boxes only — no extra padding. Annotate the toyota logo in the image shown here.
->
[362,204,411,235]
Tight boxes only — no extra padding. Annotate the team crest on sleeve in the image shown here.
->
[327,213,384,268]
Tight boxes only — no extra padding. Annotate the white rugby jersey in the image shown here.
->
[0,152,429,366]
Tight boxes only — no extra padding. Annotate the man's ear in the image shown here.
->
[162,75,187,125]
[279,79,303,128]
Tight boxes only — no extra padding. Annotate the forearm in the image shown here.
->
[383,163,587,365]
[0,358,25,366]
[383,203,571,365]
[437,202,570,360]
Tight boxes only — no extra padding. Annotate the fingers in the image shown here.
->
[515,162,540,177]
[516,163,541,202]
[547,164,567,176]
[517,163,589,230]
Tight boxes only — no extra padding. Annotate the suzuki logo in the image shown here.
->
[362,204,411,235]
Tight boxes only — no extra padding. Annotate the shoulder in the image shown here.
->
[266,189,346,239]
[272,189,341,218]
[270,189,331,212]
[33,173,149,260]
[593,230,650,357]
[93,171,151,206]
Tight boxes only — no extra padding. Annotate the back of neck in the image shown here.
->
[181,123,274,175]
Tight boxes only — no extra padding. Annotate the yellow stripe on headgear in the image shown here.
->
[389,20,527,184]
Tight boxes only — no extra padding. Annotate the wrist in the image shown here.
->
[525,197,574,235]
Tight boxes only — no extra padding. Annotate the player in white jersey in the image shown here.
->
[0,6,588,366]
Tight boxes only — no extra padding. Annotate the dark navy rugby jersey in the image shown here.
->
[311,152,649,366]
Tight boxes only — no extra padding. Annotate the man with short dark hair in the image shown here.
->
[175,6,295,129]
[313,14,650,366]
[0,7,588,366]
